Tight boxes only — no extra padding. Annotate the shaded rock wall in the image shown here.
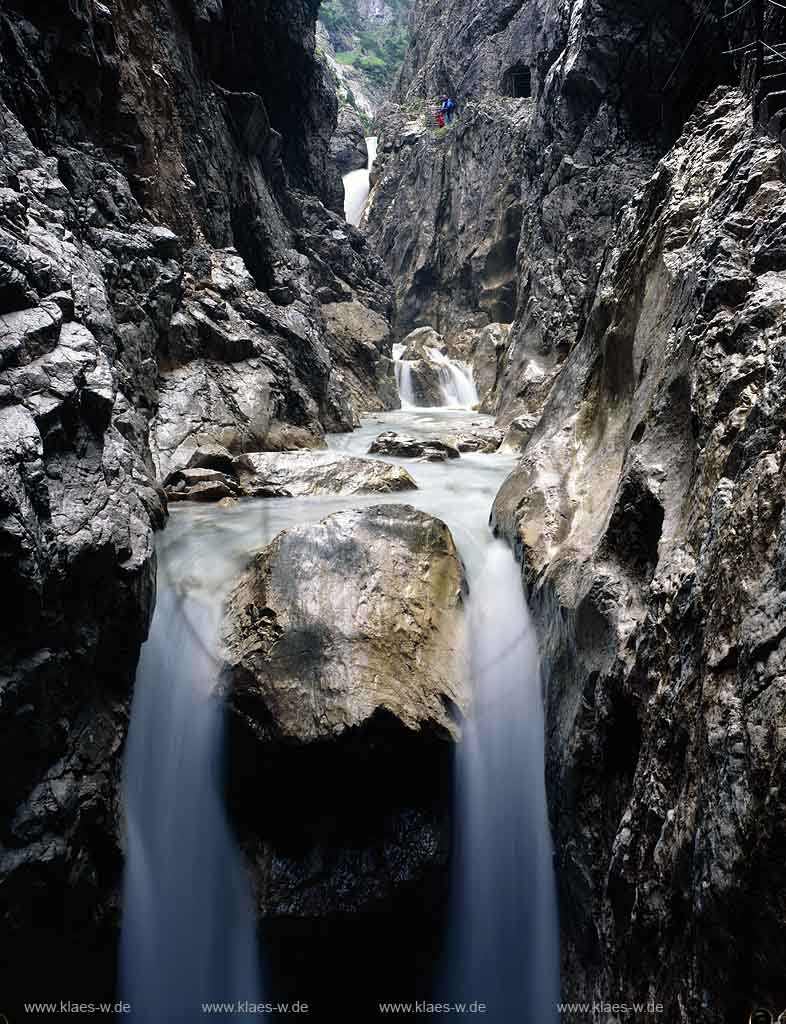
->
[369,1,786,1019]
[494,89,786,1022]
[0,0,391,1003]
[366,0,730,399]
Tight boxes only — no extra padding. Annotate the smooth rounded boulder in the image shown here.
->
[368,430,461,461]
[220,505,470,921]
[221,504,468,743]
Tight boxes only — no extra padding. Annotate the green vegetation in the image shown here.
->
[320,0,412,91]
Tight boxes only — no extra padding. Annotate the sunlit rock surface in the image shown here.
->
[494,89,786,1022]
[221,503,468,920]
[233,449,417,496]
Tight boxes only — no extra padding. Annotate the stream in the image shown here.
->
[120,136,560,1016]
[120,397,560,1019]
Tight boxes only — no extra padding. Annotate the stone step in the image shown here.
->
[755,71,786,108]
[758,88,786,126]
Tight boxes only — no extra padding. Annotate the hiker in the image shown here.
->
[442,95,456,125]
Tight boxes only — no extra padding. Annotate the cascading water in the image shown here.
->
[119,406,559,1018]
[120,588,262,1022]
[439,541,560,1021]
[392,342,416,408]
[343,136,378,226]
[391,342,479,408]
[426,347,478,407]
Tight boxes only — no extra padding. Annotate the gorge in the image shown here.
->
[1,0,785,1022]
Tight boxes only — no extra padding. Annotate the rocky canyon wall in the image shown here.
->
[494,89,786,1022]
[366,0,729,412]
[0,0,393,1001]
[370,1,786,1020]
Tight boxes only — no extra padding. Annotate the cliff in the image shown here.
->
[319,0,413,117]
[368,0,786,1019]
[494,87,786,1022]
[366,0,728,396]
[0,0,392,1003]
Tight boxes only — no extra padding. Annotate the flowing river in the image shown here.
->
[120,392,560,1018]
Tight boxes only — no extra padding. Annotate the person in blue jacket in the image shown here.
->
[441,95,456,125]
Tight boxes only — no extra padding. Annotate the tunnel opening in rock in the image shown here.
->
[502,63,532,98]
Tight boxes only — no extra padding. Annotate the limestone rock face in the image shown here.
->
[368,0,728,424]
[321,300,400,423]
[367,100,528,341]
[221,504,468,918]
[493,90,786,1022]
[234,449,417,496]
[331,106,369,175]
[0,0,392,1000]
[461,322,511,414]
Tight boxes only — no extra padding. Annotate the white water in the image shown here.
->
[394,355,416,409]
[120,591,262,1021]
[392,342,479,408]
[439,542,561,1021]
[343,135,378,226]
[427,346,479,407]
[120,406,559,1016]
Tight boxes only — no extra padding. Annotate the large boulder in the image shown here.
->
[330,106,369,175]
[222,505,467,745]
[394,352,445,407]
[368,431,460,461]
[444,425,504,453]
[398,325,446,360]
[164,448,416,501]
[234,449,417,496]
[221,504,469,926]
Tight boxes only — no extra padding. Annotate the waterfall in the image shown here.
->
[120,588,262,1022]
[391,343,479,408]
[392,342,416,407]
[440,541,560,1021]
[343,135,378,227]
[426,347,479,407]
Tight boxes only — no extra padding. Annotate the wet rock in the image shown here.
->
[234,449,417,496]
[330,106,369,175]
[399,325,446,360]
[165,467,240,503]
[320,300,399,423]
[443,426,503,453]
[222,504,468,916]
[223,504,467,742]
[499,414,539,453]
[369,431,460,461]
[395,352,444,407]
[465,322,510,413]
[493,90,786,1022]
